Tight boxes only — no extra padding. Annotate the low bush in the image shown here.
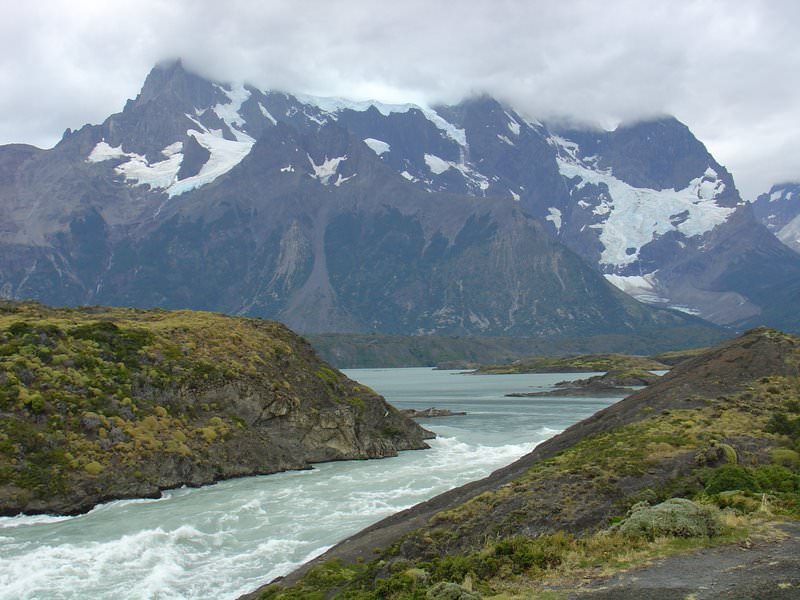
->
[426,582,481,599]
[704,464,760,495]
[618,498,721,539]
[752,464,800,493]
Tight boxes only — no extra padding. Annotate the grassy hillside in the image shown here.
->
[253,328,800,599]
[0,302,430,516]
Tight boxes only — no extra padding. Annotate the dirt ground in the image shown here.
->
[564,522,800,599]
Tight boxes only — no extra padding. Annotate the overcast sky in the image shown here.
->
[1,0,798,199]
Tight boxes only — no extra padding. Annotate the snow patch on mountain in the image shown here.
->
[497,134,515,146]
[168,131,253,196]
[553,137,735,269]
[604,273,667,303]
[114,145,183,191]
[363,138,391,156]
[88,140,183,191]
[546,207,562,232]
[259,102,278,126]
[90,86,259,197]
[295,94,467,146]
[505,113,521,136]
[308,154,348,185]
[333,173,356,186]
[212,83,250,137]
[424,154,451,175]
[87,120,254,197]
[424,153,491,192]
[87,141,134,163]
[778,214,800,250]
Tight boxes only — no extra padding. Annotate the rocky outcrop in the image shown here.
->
[506,368,662,397]
[0,302,431,516]
[401,407,467,418]
[752,182,800,253]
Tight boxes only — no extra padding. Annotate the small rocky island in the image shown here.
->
[473,352,670,375]
[401,407,467,418]
[0,302,431,516]
[507,368,662,397]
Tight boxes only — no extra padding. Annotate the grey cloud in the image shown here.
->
[2,0,799,198]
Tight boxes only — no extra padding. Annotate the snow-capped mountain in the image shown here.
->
[752,182,800,254]
[538,119,800,325]
[0,60,796,334]
[0,61,713,338]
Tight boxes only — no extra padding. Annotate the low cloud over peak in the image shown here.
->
[2,0,799,198]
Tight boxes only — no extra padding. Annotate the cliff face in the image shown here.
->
[0,302,431,516]
[252,328,800,598]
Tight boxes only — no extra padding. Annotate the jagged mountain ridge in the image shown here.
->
[265,83,800,328]
[752,182,800,253]
[0,60,788,334]
[545,123,800,328]
[4,114,700,336]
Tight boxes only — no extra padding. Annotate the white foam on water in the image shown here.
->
[0,513,73,529]
[0,369,615,600]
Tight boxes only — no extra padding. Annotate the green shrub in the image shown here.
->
[704,464,761,495]
[84,461,104,475]
[719,443,738,464]
[493,534,568,572]
[618,498,721,539]
[426,582,481,600]
[771,448,800,468]
[752,465,800,493]
[713,491,762,513]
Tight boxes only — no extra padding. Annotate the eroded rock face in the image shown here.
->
[0,302,432,516]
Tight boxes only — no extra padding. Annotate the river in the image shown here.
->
[0,368,619,600]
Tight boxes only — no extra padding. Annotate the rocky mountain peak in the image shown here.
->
[752,182,800,254]
[560,116,730,193]
[128,58,223,113]
[1,60,798,336]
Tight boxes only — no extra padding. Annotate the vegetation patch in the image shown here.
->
[259,511,754,600]
[0,301,425,516]
[473,353,669,375]
[616,498,721,539]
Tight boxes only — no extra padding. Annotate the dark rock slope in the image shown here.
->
[247,327,800,598]
[0,301,431,516]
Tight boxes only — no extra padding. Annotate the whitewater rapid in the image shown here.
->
[0,368,616,600]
